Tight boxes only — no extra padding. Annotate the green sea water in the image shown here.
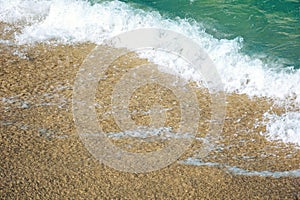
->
[112,0,300,69]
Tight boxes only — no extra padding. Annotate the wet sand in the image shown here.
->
[1,29,300,199]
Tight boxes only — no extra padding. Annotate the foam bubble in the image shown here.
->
[0,0,50,24]
[261,112,300,147]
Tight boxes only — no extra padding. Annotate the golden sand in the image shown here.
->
[1,37,300,199]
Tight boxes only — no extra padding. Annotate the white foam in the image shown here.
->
[261,112,300,147]
[0,0,299,146]
[137,50,205,85]
[0,0,298,99]
[0,0,50,24]
[107,126,194,141]
[180,158,300,178]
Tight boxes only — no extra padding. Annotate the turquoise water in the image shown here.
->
[114,0,300,69]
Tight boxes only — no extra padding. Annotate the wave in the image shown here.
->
[0,0,299,146]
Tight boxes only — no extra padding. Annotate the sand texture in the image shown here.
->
[1,36,300,199]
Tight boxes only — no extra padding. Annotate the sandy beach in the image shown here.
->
[1,22,300,198]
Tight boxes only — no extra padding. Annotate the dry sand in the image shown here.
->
[1,27,300,199]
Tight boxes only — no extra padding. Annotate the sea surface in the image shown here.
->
[0,0,299,146]
[119,0,300,69]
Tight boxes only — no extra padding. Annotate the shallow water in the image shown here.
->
[0,0,299,156]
